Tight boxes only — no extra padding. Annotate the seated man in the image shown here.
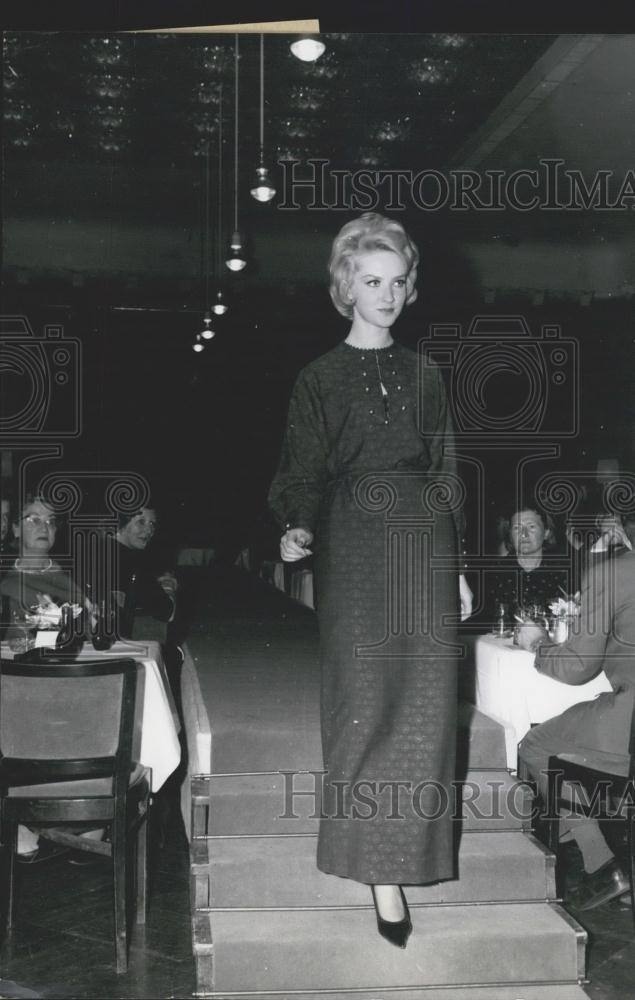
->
[517,546,635,910]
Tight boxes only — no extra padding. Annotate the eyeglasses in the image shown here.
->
[21,514,57,530]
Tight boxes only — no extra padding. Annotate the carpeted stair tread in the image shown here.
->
[207,831,554,907]
[456,703,509,770]
[190,987,591,1000]
[188,646,323,774]
[196,902,585,992]
[199,701,508,776]
[205,769,531,837]
[188,581,507,776]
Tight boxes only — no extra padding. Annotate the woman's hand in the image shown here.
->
[280,527,313,562]
[157,571,178,598]
[459,574,473,621]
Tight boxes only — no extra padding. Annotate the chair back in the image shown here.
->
[0,655,137,795]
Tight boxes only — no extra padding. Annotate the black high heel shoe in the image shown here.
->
[371,886,412,949]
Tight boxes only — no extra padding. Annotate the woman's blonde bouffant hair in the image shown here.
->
[328,212,419,319]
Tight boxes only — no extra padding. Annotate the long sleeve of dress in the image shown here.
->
[268,370,330,535]
[424,362,466,553]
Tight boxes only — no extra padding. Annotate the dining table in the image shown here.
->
[474,632,613,770]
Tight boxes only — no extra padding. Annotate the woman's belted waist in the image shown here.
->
[323,466,460,522]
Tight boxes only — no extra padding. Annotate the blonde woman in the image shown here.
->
[270,213,471,948]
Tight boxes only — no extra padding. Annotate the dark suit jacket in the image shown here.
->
[534,548,635,767]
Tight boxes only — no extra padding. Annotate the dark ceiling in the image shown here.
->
[3,31,632,543]
[3,32,553,168]
[2,31,557,294]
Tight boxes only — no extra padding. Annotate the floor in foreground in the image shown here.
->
[0,792,196,1000]
[563,839,635,1000]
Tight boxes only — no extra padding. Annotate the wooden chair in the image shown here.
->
[0,653,151,973]
[545,698,635,927]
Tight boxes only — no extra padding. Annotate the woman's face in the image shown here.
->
[509,509,548,557]
[13,499,57,556]
[118,509,157,550]
[347,250,408,328]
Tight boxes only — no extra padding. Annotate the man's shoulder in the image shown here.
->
[615,548,635,586]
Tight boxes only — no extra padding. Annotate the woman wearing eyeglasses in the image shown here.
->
[0,494,85,642]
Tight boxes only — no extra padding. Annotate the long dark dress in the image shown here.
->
[270,340,463,885]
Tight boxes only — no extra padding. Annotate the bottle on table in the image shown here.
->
[495,601,508,637]
[91,598,115,651]
[56,603,84,655]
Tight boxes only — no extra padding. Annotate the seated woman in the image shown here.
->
[0,493,85,645]
[478,504,571,628]
[107,505,176,640]
[0,491,92,862]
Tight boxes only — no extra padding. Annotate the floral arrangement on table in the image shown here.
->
[548,594,581,642]
[22,594,83,629]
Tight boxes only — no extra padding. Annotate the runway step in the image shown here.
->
[184,571,589,999]
[204,769,531,837]
[206,831,555,909]
[456,702,509,770]
[193,902,585,993]
[189,984,590,1000]
[193,700,509,777]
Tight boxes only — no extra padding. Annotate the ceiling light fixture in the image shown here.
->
[250,34,276,203]
[290,34,325,62]
[212,85,228,314]
[226,35,246,272]
[197,141,216,342]
[200,310,215,340]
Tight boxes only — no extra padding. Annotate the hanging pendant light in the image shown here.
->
[199,310,215,340]
[250,35,275,203]
[212,289,228,315]
[212,86,229,314]
[290,34,325,62]
[226,232,246,272]
[250,160,276,203]
[195,141,215,343]
[226,35,246,272]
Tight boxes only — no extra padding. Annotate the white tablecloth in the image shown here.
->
[2,638,181,793]
[474,633,613,769]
